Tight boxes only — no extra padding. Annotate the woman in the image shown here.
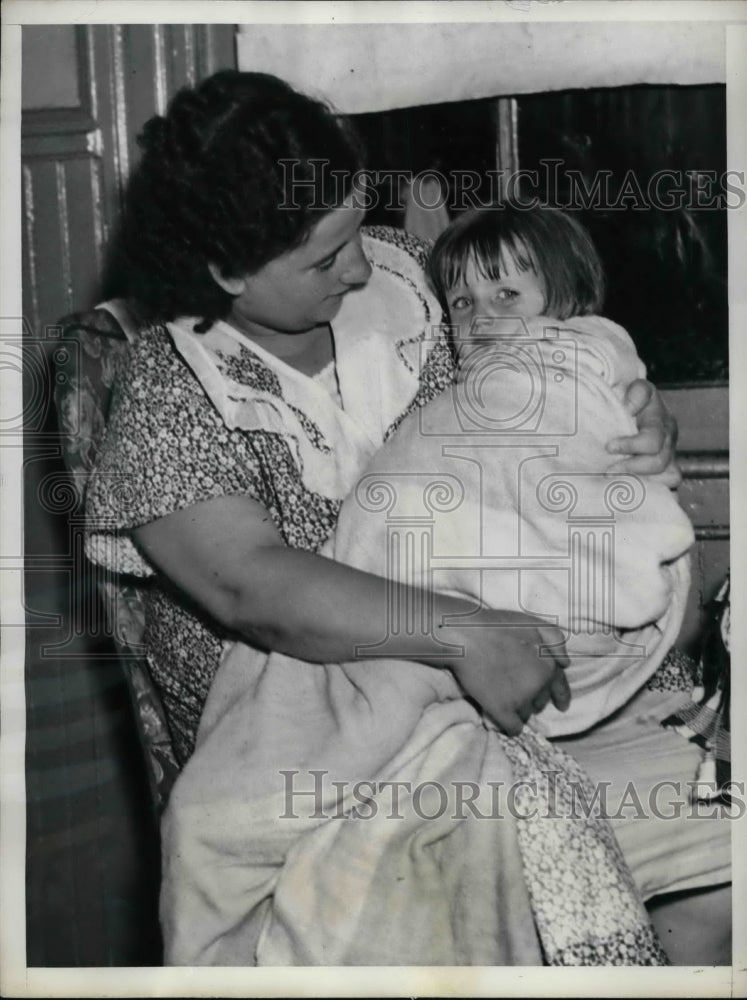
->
[84,71,729,965]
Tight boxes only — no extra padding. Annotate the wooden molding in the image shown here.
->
[679,452,729,479]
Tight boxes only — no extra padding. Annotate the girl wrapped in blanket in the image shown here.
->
[334,204,695,737]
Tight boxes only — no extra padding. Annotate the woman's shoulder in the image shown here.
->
[117,318,218,400]
[361,225,433,271]
[96,319,247,466]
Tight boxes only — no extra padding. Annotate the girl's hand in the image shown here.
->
[446,611,571,736]
[606,379,681,487]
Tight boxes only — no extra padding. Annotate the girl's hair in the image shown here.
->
[427,203,605,321]
[118,70,365,330]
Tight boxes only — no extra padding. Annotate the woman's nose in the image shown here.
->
[340,240,372,286]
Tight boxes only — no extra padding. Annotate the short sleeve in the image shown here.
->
[85,326,270,576]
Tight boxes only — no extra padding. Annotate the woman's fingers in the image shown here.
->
[498,711,526,737]
[503,630,571,731]
[453,614,572,735]
[607,449,682,485]
[537,625,570,669]
[549,668,571,713]
[658,462,683,489]
[498,667,569,735]
[607,379,680,481]
[612,460,682,488]
[606,426,681,483]
[621,376,654,418]
[609,423,665,457]
[531,687,551,714]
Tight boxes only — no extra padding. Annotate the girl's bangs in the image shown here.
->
[442,228,538,291]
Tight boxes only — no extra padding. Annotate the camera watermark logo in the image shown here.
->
[337,314,658,661]
[3,316,144,652]
[0,318,79,439]
[431,317,580,436]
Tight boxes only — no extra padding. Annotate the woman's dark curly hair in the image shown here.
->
[119,70,365,331]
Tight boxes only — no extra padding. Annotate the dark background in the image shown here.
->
[355,85,728,383]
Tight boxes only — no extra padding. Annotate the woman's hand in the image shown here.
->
[606,378,681,487]
[444,611,571,736]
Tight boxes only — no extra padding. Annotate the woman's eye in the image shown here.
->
[316,255,337,273]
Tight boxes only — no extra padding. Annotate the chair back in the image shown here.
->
[54,301,180,814]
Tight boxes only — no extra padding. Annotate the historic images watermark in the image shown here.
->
[3,317,143,649]
[279,768,744,823]
[279,159,746,212]
[336,316,660,664]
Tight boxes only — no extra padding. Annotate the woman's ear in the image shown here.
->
[208,262,246,296]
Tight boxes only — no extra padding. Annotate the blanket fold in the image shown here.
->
[334,315,694,736]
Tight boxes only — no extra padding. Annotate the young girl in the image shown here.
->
[333,204,695,736]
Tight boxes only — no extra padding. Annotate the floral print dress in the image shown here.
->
[85,227,453,763]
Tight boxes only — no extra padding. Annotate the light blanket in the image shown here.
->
[159,237,667,966]
[333,314,694,736]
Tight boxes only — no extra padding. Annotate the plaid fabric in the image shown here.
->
[662,574,731,800]
[646,645,701,694]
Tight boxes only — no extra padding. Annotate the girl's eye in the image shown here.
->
[496,288,519,301]
[449,295,471,311]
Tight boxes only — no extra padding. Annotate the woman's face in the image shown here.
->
[215,197,371,339]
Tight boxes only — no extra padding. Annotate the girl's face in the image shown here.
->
[212,196,372,340]
[446,248,546,338]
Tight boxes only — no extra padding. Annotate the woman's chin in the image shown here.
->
[320,293,347,321]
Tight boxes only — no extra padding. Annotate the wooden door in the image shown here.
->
[21,24,237,966]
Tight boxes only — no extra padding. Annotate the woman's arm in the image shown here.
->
[132,494,570,735]
[607,379,681,487]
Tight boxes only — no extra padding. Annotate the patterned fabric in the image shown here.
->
[662,574,731,800]
[55,308,132,496]
[55,305,180,813]
[646,645,700,693]
[85,227,454,764]
[364,224,433,270]
[365,224,455,443]
[85,324,345,761]
[384,338,455,440]
[214,345,333,453]
[500,728,667,965]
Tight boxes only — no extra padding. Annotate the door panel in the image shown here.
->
[662,385,729,650]
[21,23,237,966]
